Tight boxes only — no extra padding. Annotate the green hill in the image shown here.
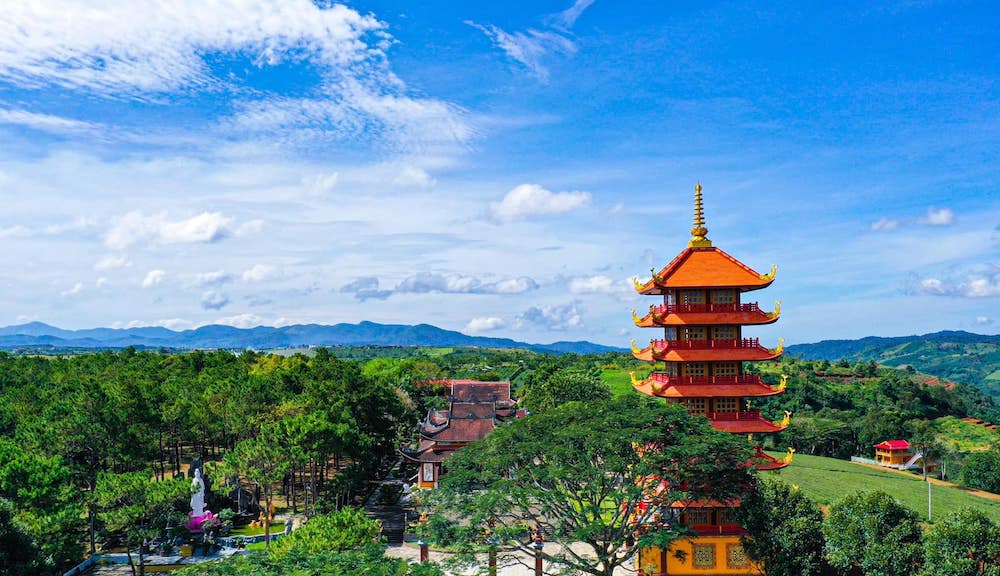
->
[765,452,1000,524]
[787,331,1000,400]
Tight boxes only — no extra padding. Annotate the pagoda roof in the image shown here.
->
[631,338,784,363]
[874,440,910,450]
[633,302,779,327]
[634,247,777,295]
[632,379,784,399]
[709,415,788,434]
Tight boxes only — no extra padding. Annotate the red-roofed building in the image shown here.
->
[874,440,912,466]
[631,184,792,576]
[402,380,523,489]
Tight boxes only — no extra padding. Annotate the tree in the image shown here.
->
[428,395,754,576]
[517,367,611,413]
[960,449,1000,494]
[909,419,942,480]
[923,508,1000,576]
[174,508,444,576]
[823,490,923,576]
[736,478,825,576]
[93,471,189,576]
[0,498,49,576]
[222,428,292,548]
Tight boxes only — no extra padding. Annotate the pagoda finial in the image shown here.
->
[689,182,712,248]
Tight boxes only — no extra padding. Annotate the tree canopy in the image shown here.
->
[823,490,923,576]
[428,395,754,576]
[736,478,824,576]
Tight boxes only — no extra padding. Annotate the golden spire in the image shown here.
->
[688,182,712,248]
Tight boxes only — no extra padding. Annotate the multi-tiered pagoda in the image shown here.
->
[632,184,791,576]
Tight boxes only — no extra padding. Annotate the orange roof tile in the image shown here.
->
[636,247,775,293]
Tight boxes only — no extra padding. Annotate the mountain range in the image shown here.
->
[787,330,1000,399]
[0,321,624,355]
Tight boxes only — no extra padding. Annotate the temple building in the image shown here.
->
[631,184,792,576]
[402,379,524,489]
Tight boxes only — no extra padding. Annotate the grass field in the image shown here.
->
[764,452,1000,523]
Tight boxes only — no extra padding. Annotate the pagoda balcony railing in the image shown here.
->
[688,524,747,536]
[649,338,764,350]
[705,409,763,421]
[651,302,761,315]
[646,373,765,386]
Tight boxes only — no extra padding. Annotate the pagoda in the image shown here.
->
[631,184,792,576]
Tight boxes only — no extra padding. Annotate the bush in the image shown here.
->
[961,449,1000,494]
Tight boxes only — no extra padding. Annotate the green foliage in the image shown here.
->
[93,470,189,542]
[961,449,1000,493]
[175,510,442,576]
[269,507,380,559]
[518,366,611,413]
[0,498,50,576]
[823,490,924,576]
[429,395,754,576]
[922,508,1000,576]
[736,478,824,576]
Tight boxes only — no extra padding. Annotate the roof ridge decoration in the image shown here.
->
[689,183,712,248]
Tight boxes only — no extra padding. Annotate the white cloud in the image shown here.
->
[490,183,590,220]
[918,207,955,226]
[235,220,264,237]
[194,270,232,287]
[94,254,130,271]
[465,316,507,334]
[60,282,84,297]
[0,225,32,238]
[0,108,100,135]
[302,172,339,195]
[142,269,166,288]
[95,277,108,288]
[393,166,436,188]
[0,1,384,97]
[201,291,230,310]
[870,217,900,231]
[242,264,276,282]
[157,318,193,331]
[915,269,1000,298]
[467,22,576,80]
[105,211,234,250]
[214,313,263,329]
[549,0,597,30]
[340,273,539,300]
[976,316,992,325]
[568,275,618,294]
[516,301,584,331]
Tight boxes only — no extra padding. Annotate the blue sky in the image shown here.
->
[0,0,996,345]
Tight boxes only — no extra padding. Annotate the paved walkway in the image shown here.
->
[384,542,635,575]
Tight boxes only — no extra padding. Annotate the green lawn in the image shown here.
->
[764,452,1000,523]
[601,368,641,397]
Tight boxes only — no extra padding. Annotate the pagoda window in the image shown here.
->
[713,326,737,340]
[681,290,705,305]
[683,363,707,377]
[665,291,677,305]
[713,362,739,377]
[681,398,707,414]
[714,397,739,413]
[664,326,678,340]
[685,509,711,526]
[663,363,678,376]
[683,326,707,341]
[711,289,735,304]
[718,508,736,524]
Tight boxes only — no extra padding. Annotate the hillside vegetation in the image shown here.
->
[788,330,1000,400]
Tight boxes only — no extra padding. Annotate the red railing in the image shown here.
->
[651,302,761,315]
[649,338,764,350]
[708,410,763,421]
[646,373,765,387]
[689,524,747,536]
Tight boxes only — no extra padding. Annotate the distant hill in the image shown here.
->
[788,331,1000,399]
[0,321,625,356]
